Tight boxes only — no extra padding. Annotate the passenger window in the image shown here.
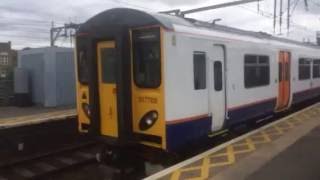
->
[244,55,270,88]
[313,59,320,78]
[214,61,223,91]
[193,52,206,90]
[299,58,311,80]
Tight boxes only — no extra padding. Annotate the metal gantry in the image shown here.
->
[50,22,81,47]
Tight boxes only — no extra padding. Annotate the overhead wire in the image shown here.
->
[1,0,318,47]
[238,3,318,33]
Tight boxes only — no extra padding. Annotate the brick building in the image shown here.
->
[0,41,17,106]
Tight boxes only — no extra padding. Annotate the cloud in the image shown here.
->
[0,0,319,49]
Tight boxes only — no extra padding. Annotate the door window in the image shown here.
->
[101,48,116,84]
[214,61,223,91]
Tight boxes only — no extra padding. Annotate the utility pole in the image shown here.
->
[279,0,283,34]
[50,21,55,47]
[50,22,81,47]
[274,0,277,34]
[304,0,309,11]
[287,0,291,35]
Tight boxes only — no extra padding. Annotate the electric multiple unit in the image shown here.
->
[75,8,320,156]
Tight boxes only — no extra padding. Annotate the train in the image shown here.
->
[75,8,320,163]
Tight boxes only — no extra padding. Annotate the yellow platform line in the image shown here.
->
[144,103,320,180]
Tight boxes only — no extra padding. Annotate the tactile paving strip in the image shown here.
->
[149,103,320,180]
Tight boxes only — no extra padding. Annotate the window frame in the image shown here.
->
[244,54,270,89]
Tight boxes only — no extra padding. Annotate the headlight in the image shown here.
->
[82,103,91,118]
[139,110,158,131]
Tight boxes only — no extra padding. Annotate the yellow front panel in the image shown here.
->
[76,83,90,132]
[74,45,90,132]
[131,88,166,148]
[97,41,119,137]
[130,27,166,149]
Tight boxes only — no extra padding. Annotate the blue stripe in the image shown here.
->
[292,88,320,104]
[166,116,211,152]
[226,98,276,127]
[165,99,276,152]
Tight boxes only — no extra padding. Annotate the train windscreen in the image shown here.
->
[132,27,161,88]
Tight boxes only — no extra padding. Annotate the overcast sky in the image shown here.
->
[0,0,319,49]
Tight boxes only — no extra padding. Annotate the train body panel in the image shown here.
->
[75,8,320,154]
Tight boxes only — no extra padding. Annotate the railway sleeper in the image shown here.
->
[97,145,146,180]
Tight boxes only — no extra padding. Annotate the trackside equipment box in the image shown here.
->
[17,47,76,107]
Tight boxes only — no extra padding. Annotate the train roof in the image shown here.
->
[79,8,320,50]
[151,10,320,50]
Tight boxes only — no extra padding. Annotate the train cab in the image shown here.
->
[75,8,171,156]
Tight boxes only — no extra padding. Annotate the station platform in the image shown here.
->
[0,106,77,129]
[145,103,320,180]
[0,107,79,166]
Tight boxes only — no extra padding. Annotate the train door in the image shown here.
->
[97,41,119,137]
[208,45,226,131]
[276,51,291,111]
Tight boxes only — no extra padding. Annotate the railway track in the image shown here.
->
[0,142,101,180]
[1,100,317,180]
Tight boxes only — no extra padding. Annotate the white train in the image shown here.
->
[76,8,320,154]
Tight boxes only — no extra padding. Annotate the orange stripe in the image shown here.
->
[167,114,209,125]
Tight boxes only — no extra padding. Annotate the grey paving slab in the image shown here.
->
[246,126,320,180]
